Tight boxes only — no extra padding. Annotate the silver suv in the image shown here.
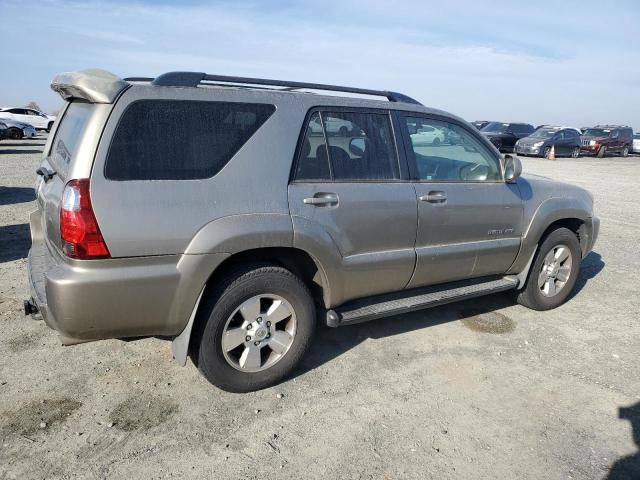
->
[25,69,599,392]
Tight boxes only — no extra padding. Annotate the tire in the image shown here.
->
[597,146,606,158]
[46,122,53,133]
[517,227,581,311]
[195,264,316,392]
[621,146,629,157]
[543,147,551,159]
[432,137,441,146]
[8,128,22,140]
[571,147,580,158]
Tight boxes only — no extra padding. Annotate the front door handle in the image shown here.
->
[419,191,447,203]
[303,193,339,206]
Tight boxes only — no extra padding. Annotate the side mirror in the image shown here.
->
[503,154,522,183]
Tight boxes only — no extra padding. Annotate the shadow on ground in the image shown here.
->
[0,224,31,263]
[295,250,604,379]
[571,251,605,298]
[296,292,516,378]
[0,186,35,206]
[607,402,640,479]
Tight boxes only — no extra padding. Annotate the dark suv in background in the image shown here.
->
[515,127,582,158]
[480,122,535,153]
[580,125,633,158]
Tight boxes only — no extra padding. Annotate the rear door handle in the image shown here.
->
[419,191,447,203]
[303,193,339,206]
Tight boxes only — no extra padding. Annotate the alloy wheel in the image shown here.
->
[221,294,297,373]
[537,244,573,297]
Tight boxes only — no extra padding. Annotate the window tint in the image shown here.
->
[105,100,275,181]
[405,117,501,182]
[295,112,331,181]
[325,112,398,180]
[295,110,399,181]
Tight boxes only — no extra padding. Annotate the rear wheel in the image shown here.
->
[621,146,629,157]
[8,127,22,140]
[195,264,316,392]
[517,227,581,311]
[597,146,606,158]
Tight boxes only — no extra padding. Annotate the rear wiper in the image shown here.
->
[36,167,56,182]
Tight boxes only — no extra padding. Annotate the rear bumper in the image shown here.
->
[27,210,227,344]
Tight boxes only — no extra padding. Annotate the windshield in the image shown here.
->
[584,128,610,137]
[529,128,558,139]
[481,122,508,133]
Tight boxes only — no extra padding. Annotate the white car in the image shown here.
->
[410,125,446,146]
[0,107,56,131]
[633,133,640,154]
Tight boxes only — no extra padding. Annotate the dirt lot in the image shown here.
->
[0,136,638,479]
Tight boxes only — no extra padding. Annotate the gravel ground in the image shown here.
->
[0,136,638,479]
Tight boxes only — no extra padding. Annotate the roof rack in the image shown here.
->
[124,71,422,105]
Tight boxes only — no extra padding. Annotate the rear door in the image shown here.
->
[398,114,523,288]
[289,108,417,306]
[34,101,111,255]
[26,109,46,129]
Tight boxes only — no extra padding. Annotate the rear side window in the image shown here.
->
[295,110,399,181]
[49,102,95,179]
[105,100,275,180]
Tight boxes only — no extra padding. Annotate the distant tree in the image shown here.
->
[25,101,43,112]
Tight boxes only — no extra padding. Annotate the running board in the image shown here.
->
[326,276,518,327]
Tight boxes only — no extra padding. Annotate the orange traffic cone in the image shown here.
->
[548,145,556,160]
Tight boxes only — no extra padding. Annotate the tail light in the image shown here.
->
[60,179,110,259]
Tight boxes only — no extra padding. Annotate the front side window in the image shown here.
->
[404,117,501,182]
[295,110,399,181]
[105,100,275,180]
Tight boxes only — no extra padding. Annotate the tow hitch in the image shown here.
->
[24,298,39,316]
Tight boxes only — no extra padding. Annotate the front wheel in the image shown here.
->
[543,147,551,159]
[195,264,316,392]
[517,227,581,311]
[46,122,53,133]
[571,147,580,158]
[8,128,22,140]
[597,146,606,158]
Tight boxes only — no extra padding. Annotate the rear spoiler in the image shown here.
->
[51,69,128,103]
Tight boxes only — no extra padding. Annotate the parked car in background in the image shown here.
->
[580,125,633,158]
[0,107,56,131]
[480,122,535,153]
[0,121,9,140]
[631,133,640,154]
[25,69,601,393]
[409,123,445,145]
[472,120,491,130]
[0,118,37,139]
[515,126,582,158]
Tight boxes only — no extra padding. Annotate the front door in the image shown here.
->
[398,114,524,288]
[289,109,417,306]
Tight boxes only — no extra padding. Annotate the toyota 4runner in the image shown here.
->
[25,69,600,392]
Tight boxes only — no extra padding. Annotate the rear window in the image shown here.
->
[49,102,95,179]
[105,100,275,181]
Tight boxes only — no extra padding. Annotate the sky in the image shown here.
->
[1,0,639,128]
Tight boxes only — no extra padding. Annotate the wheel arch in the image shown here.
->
[172,246,328,366]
